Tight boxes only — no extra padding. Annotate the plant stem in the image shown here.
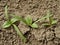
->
[13,24,27,42]
[34,16,47,23]
[34,14,52,24]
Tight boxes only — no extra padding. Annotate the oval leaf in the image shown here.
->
[42,23,50,26]
[24,15,32,25]
[52,20,57,25]
[11,16,22,24]
[31,23,38,28]
[2,20,11,28]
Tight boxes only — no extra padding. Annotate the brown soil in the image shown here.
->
[0,0,60,45]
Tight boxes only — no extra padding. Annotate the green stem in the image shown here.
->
[34,11,52,24]
[13,24,27,42]
[34,16,47,23]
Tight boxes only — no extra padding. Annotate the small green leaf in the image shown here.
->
[11,16,21,24]
[5,5,9,20]
[52,20,57,25]
[31,23,38,28]
[24,15,32,25]
[45,10,53,20]
[2,20,12,28]
[42,23,50,26]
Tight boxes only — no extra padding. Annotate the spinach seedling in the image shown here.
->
[22,15,38,28]
[42,10,57,27]
[2,5,27,42]
[22,14,53,28]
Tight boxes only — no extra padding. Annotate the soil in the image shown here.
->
[0,0,60,45]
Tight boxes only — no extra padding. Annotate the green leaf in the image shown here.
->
[42,23,50,26]
[52,20,57,25]
[13,24,27,42]
[11,16,21,24]
[45,10,53,20]
[24,15,32,25]
[5,5,9,20]
[2,20,12,28]
[31,23,38,28]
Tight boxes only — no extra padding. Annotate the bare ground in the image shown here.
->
[0,0,60,45]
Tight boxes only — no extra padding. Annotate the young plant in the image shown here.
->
[2,5,27,42]
[22,15,38,28]
[42,10,57,27]
[22,13,53,28]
